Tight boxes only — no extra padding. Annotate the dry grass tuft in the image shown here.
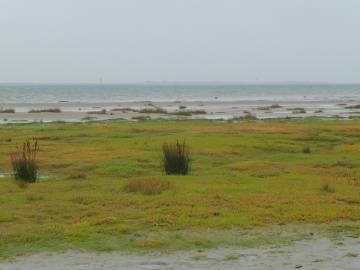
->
[68,171,87,179]
[123,178,172,195]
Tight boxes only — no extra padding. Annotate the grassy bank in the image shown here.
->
[0,119,360,258]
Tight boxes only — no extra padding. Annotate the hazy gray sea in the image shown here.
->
[0,83,359,103]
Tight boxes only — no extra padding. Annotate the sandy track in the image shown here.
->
[1,237,359,270]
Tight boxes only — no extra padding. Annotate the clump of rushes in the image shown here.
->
[303,146,311,154]
[162,140,190,175]
[11,139,39,183]
[321,183,335,193]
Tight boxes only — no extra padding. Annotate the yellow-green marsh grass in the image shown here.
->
[0,119,360,258]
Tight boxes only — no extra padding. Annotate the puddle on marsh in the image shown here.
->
[0,172,51,180]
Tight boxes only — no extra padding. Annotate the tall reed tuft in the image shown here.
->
[11,139,39,182]
[162,140,190,175]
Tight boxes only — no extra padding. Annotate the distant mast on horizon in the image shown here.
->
[99,77,103,84]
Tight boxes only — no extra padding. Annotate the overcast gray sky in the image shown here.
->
[0,0,359,83]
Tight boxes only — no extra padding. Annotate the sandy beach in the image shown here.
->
[1,237,359,270]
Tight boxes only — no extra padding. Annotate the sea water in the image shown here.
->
[0,83,359,103]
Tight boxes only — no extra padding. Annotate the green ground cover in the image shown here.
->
[0,119,359,258]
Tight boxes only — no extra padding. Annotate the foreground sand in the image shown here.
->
[1,237,359,270]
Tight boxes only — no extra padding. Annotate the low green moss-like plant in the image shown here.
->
[10,139,39,183]
[162,140,190,175]
[87,109,107,114]
[0,108,15,113]
[139,107,167,114]
[171,110,206,116]
[29,108,61,113]
[345,104,360,109]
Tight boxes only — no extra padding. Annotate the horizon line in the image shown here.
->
[1,81,360,85]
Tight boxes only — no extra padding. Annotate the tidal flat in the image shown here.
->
[1,99,360,123]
